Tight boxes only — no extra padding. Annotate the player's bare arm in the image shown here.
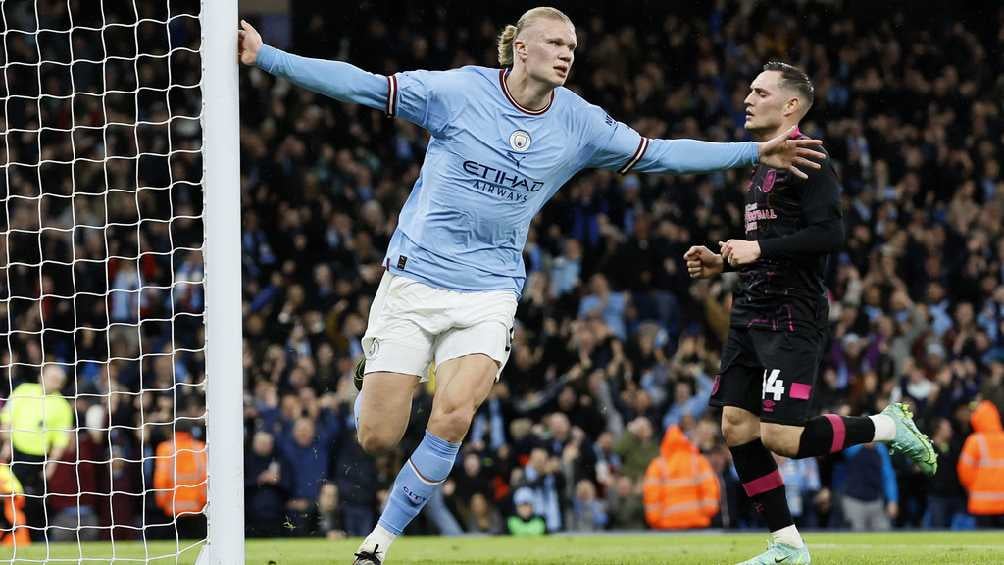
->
[684,245,725,279]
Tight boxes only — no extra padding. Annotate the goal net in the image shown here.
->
[1,0,241,562]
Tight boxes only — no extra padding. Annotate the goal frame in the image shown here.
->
[198,0,243,562]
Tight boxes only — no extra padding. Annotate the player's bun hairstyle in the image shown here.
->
[763,60,815,108]
[497,7,574,67]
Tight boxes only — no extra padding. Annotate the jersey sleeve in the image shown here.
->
[579,104,758,174]
[387,69,460,136]
[758,159,845,258]
[255,44,388,113]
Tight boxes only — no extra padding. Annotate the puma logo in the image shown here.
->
[506,151,526,169]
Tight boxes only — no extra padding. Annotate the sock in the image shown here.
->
[794,414,876,459]
[360,523,396,558]
[374,431,460,541]
[730,438,796,540]
[870,414,896,441]
[772,524,803,548]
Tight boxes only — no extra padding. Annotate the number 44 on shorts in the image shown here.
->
[762,369,785,400]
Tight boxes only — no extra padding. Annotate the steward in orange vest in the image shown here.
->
[958,401,1004,518]
[153,427,208,517]
[643,425,720,529]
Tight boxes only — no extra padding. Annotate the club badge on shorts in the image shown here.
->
[509,130,531,152]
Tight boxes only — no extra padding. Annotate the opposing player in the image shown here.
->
[685,61,936,564]
[239,9,825,564]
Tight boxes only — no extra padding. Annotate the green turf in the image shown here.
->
[1,531,1002,564]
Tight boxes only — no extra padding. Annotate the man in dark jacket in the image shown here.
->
[244,431,291,537]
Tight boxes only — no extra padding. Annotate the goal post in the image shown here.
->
[199,0,244,562]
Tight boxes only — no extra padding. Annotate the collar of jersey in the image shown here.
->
[499,68,554,115]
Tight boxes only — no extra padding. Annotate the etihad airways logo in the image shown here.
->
[463,160,544,203]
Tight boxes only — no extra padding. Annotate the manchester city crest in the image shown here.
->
[509,130,531,152]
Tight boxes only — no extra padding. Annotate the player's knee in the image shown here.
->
[428,400,476,443]
[721,409,758,446]
[357,423,399,455]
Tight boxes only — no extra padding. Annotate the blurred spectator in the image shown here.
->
[506,487,547,537]
[606,475,645,530]
[47,405,108,541]
[642,425,719,529]
[925,418,965,528]
[565,480,608,532]
[244,431,291,538]
[615,417,660,481]
[775,455,824,528]
[463,493,504,535]
[514,447,563,532]
[318,484,347,540]
[958,401,1004,528]
[839,443,899,531]
[578,274,629,340]
[278,411,340,535]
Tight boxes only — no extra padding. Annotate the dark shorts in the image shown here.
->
[709,326,826,425]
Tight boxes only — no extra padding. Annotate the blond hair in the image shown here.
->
[497,7,574,67]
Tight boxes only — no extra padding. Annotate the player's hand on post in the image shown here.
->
[718,239,760,267]
[757,126,825,179]
[238,20,263,66]
[684,245,724,279]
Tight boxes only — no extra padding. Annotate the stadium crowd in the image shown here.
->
[2,0,1004,541]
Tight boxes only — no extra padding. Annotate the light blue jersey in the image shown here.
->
[257,46,759,295]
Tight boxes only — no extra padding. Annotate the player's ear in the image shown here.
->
[784,96,800,118]
[514,37,528,63]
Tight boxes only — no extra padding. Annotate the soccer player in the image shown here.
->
[685,61,937,564]
[239,9,825,564]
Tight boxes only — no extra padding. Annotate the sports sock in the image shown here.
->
[371,431,460,546]
[772,524,803,548]
[870,414,896,441]
[794,414,877,459]
[730,438,801,546]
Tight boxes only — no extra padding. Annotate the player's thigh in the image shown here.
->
[433,353,499,414]
[711,329,764,431]
[358,371,420,436]
[752,328,825,426]
[428,353,498,441]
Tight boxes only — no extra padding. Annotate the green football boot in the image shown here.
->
[881,402,938,476]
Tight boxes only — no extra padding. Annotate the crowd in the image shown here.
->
[1,0,1003,541]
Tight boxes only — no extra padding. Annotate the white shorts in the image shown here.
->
[361,271,518,382]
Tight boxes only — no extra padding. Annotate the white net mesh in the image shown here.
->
[1,0,209,561]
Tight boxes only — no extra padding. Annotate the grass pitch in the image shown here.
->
[0,531,1002,564]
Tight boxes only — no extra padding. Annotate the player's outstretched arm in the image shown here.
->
[634,127,823,178]
[238,20,388,114]
[587,105,826,177]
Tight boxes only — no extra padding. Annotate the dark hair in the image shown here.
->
[763,60,814,108]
